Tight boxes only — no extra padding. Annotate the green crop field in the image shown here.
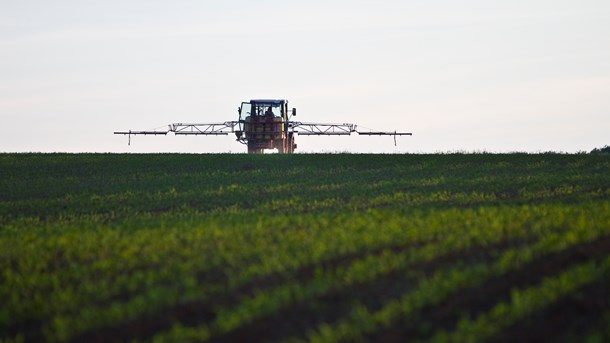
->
[1,153,609,342]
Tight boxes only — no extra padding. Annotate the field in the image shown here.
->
[1,153,609,342]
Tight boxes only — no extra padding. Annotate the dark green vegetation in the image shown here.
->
[590,145,610,154]
[1,153,609,342]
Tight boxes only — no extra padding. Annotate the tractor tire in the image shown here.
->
[247,145,261,154]
[287,133,295,154]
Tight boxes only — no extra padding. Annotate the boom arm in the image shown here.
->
[171,122,239,135]
[289,122,356,135]
[289,122,412,136]
[114,121,240,136]
[114,121,241,145]
[288,121,411,146]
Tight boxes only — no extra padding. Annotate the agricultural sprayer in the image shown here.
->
[115,99,411,153]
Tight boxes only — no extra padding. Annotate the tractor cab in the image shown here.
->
[238,99,292,122]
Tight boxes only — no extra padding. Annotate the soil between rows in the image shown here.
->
[368,234,610,342]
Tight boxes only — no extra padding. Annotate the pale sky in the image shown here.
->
[1,0,609,153]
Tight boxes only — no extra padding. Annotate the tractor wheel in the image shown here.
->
[277,140,285,154]
[247,145,261,154]
[287,133,295,154]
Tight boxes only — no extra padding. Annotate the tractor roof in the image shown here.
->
[250,99,286,104]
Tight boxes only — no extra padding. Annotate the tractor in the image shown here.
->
[238,99,296,154]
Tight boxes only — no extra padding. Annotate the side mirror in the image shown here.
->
[292,108,296,116]
[238,107,241,114]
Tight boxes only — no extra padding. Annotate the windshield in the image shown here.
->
[253,103,282,118]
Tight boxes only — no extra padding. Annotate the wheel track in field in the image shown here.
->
[206,237,538,343]
[14,233,603,343]
[492,270,610,343]
[6,231,603,343]
[70,231,583,343]
[66,237,438,343]
[366,234,610,343]
[2,262,230,342]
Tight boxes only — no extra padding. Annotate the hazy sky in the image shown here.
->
[1,0,609,153]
